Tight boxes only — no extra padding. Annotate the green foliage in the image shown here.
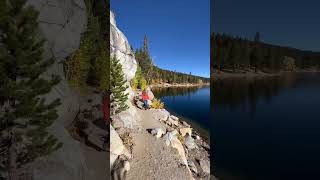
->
[131,65,148,90]
[66,38,91,87]
[151,98,164,109]
[0,0,61,174]
[65,0,109,90]
[110,56,129,114]
[139,77,147,90]
[95,45,110,90]
[131,76,139,90]
[211,33,320,73]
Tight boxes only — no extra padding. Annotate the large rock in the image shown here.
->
[25,1,90,180]
[199,159,210,175]
[110,125,125,156]
[110,11,137,81]
[184,135,197,150]
[164,131,194,180]
[151,109,170,121]
[111,105,139,129]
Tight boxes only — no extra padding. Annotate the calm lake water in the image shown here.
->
[152,86,211,133]
[211,72,320,180]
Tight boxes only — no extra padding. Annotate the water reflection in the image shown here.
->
[152,86,202,98]
[210,73,311,115]
[211,72,320,180]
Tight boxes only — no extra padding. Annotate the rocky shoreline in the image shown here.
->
[211,69,320,81]
[150,82,210,88]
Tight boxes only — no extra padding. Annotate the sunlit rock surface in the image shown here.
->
[110,10,137,82]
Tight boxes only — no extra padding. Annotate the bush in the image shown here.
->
[65,38,91,87]
[139,77,147,90]
[131,76,138,90]
[151,98,164,109]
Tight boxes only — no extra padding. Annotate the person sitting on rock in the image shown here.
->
[141,89,150,109]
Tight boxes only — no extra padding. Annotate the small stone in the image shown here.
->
[179,127,192,137]
[182,121,191,127]
[150,128,166,138]
[167,118,179,127]
[199,159,210,175]
[184,135,197,150]
[170,115,179,121]
[188,160,198,174]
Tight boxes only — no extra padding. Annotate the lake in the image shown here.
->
[211,72,320,180]
[152,86,211,136]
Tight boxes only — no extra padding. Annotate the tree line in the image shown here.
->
[132,35,209,88]
[211,32,320,73]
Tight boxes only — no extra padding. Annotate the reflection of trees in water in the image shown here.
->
[210,74,309,115]
[152,86,201,98]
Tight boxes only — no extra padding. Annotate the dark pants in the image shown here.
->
[143,100,150,109]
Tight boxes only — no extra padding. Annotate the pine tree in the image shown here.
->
[110,56,129,114]
[0,0,62,179]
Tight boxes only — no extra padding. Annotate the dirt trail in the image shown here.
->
[126,109,191,180]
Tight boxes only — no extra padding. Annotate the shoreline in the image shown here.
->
[164,107,210,145]
[150,82,210,88]
[211,69,320,81]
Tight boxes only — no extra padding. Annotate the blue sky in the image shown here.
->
[111,0,210,78]
[212,0,320,52]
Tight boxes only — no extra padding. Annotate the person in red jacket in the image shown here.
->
[141,89,150,109]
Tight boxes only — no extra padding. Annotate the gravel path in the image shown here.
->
[126,109,191,180]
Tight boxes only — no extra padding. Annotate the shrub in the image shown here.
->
[65,38,91,87]
[131,76,138,90]
[151,98,164,109]
[139,77,147,90]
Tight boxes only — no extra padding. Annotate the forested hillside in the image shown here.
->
[132,36,209,87]
[211,33,320,73]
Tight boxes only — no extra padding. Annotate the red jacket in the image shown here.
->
[142,91,149,101]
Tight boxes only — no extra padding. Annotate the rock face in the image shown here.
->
[24,1,91,180]
[110,11,137,81]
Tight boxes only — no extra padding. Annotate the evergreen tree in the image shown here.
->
[0,0,62,179]
[110,56,129,114]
